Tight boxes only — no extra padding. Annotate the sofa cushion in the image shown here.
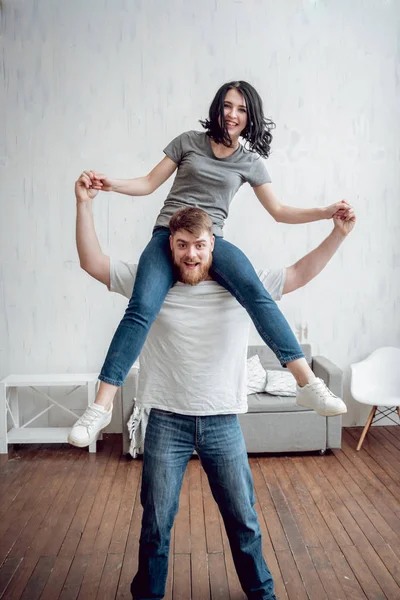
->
[247,393,311,413]
[247,354,267,394]
[265,370,296,396]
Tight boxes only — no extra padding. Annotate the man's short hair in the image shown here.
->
[169,207,213,237]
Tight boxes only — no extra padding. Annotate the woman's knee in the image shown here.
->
[124,276,172,323]
[127,292,164,319]
[212,240,266,291]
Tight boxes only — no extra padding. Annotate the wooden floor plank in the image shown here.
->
[270,457,321,549]
[37,556,73,600]
[0,558,23,598]
[252,458,291,553]
[1,556,40,600]
[327,549,368,600]
[58,437,116,558]
[342,431,400,508]
[381,426,400,451]
[0,453,9,468]
[0,430,399,599]
[57,554,90,600]
[0,449,61,541]
[306,455,400,598]
[320,452,400,553]
[330,450,400,538]
[283,459,369,600]
[305,455,386,547]
[250,461,288,600]
[369,427,400,463]
[291,458,354,548]
[19,556,55,600]
[90,454,129,554]
[75,439,123,556]
[75,551,107,600]
[95,552,124,600]
[253,460,308,599]
[0,448,44,519]
[340,545,387,600]
[259,458,327,600]
[318,452,400,576]
[108,459,142,555]
[308,546,348,600]
[348,428,400,486]
[114,477,142,600]
[274,549,309,600]
[26,452,89,557]
[172,554,191,600]
[337,435,400,518]
[208,553,230,600]
[39,447,111,557]
[1,448,81,563]
[282,459,342,550]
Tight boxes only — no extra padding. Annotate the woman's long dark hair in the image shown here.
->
[199,81,275,158]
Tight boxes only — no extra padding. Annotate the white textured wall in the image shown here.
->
[1,0,400,429]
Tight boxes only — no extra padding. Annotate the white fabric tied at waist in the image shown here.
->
[127,402,150,458]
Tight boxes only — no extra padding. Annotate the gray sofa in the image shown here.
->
[121,343,343,455]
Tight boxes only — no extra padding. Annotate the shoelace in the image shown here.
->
[312,378,336,399]
[77,406,103,429]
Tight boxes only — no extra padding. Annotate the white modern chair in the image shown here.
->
[350,347,400,451]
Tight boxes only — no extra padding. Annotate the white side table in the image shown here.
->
[0,373,99,454]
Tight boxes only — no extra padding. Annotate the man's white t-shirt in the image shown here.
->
[109,260,286,416]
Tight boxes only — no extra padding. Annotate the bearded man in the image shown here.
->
[70,171,355,599]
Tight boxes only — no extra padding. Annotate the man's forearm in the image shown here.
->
[76,200,104,269]
[275,205,326,224]
[291,229,346,287]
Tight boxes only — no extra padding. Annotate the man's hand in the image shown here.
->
[75,171,111,287]
[333,207,356,237]
[75,171,99,203]
[322,199,351,219]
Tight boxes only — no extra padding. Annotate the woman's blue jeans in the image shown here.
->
[130,409,277,600]
[99,227,304,386]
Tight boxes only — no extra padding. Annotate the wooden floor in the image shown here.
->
[1,427,400,600]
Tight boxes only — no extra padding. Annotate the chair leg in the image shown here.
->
[357,406,377,451]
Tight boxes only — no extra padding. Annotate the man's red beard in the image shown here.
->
[172,251,213,285]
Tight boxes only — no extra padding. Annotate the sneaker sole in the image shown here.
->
[296,399,347,417]
[67,413,113,448]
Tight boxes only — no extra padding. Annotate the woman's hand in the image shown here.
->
[323,199,352,219]
[91,172,114,192]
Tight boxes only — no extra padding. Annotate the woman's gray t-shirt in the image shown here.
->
[154,130,271,236]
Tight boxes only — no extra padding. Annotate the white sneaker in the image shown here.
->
[68,404,113,447]
[296,378,347,416]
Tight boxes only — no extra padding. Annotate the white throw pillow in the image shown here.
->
[265,370,297,396]
[247,355,267,394]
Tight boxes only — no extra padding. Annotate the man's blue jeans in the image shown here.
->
[99,227,304,386]
[130,409,277,600]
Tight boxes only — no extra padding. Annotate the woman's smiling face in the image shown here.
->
[221,88,248,139]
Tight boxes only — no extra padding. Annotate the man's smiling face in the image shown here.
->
[170,228,214,285]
